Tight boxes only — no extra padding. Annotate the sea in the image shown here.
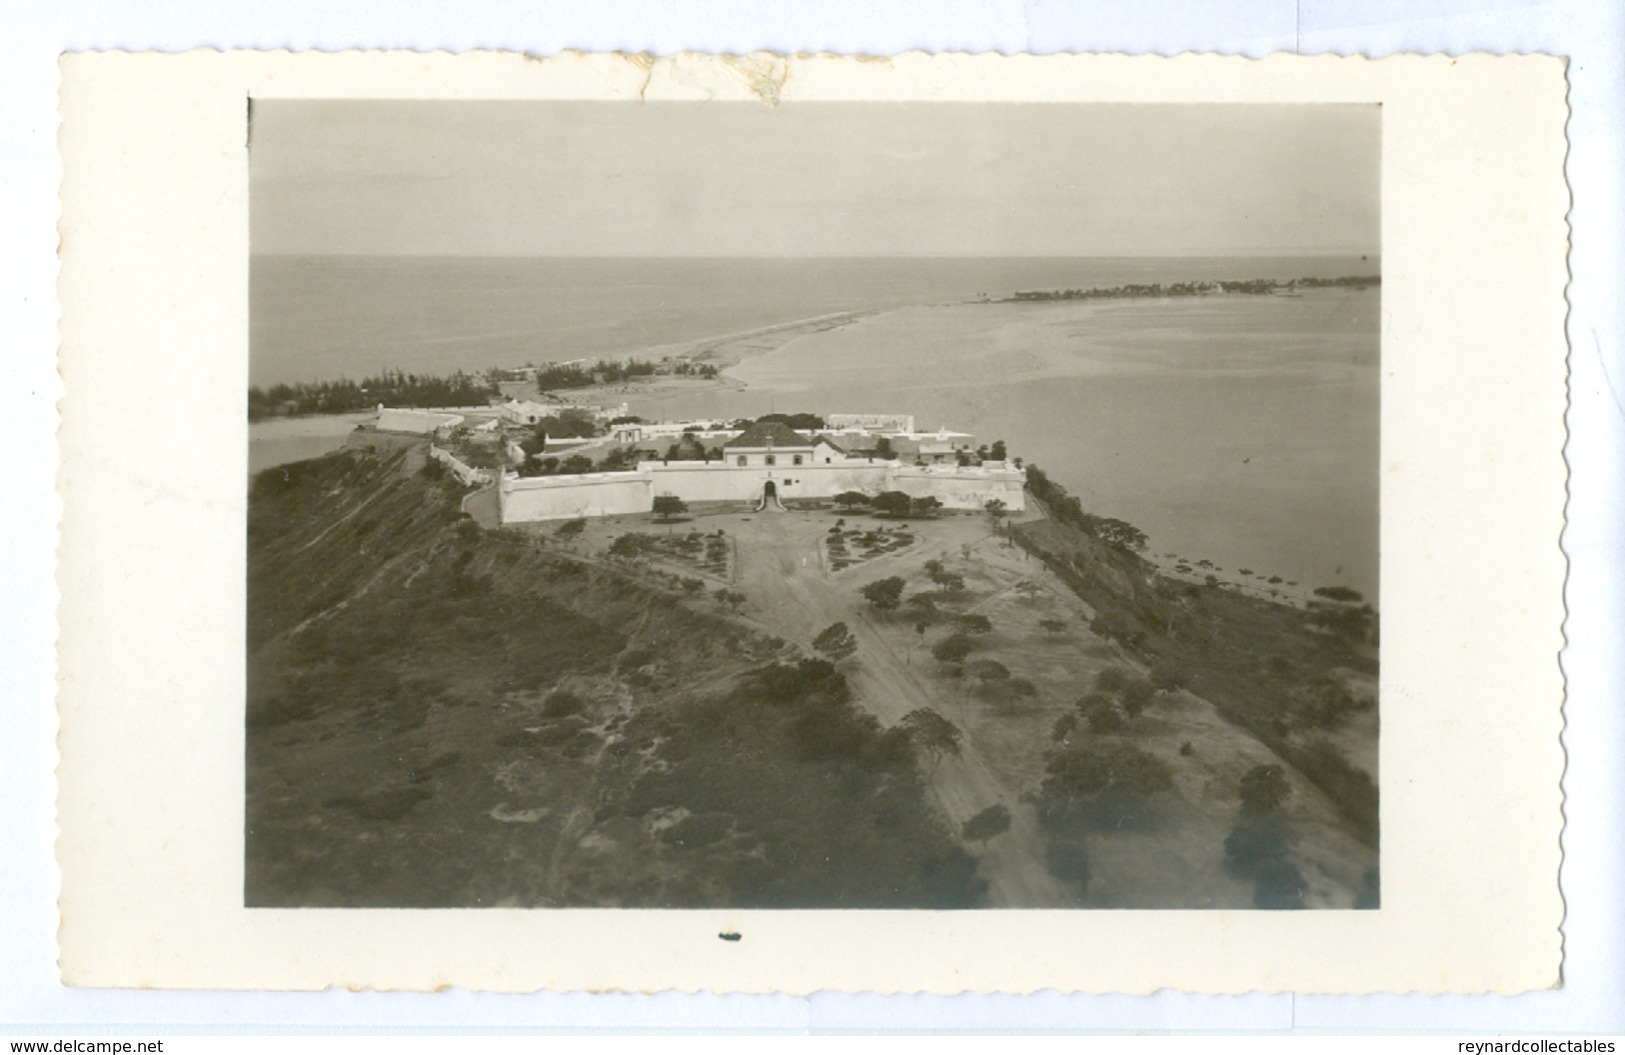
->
[251,254,1379,600]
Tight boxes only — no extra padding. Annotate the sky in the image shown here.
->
[250,101,1380,257]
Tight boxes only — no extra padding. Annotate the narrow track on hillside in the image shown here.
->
[729,511,1076,907]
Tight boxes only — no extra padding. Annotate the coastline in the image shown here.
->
[248,286,1377,602]
[527,306,905,407]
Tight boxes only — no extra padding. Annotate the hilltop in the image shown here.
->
[247,436,1377,909]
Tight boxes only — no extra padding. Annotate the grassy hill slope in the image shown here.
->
[246,446,981,908]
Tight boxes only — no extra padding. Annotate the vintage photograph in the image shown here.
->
[245,99,1381,911]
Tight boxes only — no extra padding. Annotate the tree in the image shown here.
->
[872,490,913,517]
[608,533,652,561]
[961,803,1012,845]
[1312,585,1365,604]
[1007,677,1039,700]
[538,408,599,439]
[909,494,943,517]
[713,587,746,611]
[756,411,825,431]
[898,708,962,770]
[1040,742,1175,830]
[652,494,688,521]
[812,621,858,661]
[984,497,1008,523]
[859,576,907,611]
[833,491,871,512]
[989,439,1007,461]
[931,633,974,667]
[559,453,595,474]
[519,423,548,458]
[956,612,993,635]
[1078,692,1124,733]
[1238,764,1292,814]
[967,658,1011,691]
[905,594,939,621]
[1094,666,1130,693]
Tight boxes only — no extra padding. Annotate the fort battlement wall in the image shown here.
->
[495,458,1025,524]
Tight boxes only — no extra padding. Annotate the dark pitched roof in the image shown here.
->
[812,433,849,454]
[724,420,813,449]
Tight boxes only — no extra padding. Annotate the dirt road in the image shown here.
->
[725,507,1076,907]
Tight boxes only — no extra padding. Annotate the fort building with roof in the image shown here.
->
[495,415,1024,524]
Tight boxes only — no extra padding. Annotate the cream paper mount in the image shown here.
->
[56,50,1567,993]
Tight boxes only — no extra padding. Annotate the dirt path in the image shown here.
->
[728,510,1075,907]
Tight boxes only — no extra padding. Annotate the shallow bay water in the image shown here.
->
[250,255,1379,600]
[646,290,1379,599]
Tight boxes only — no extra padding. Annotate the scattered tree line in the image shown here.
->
[248,369,498,421]
[832,490,944,518]
[745,412,826,431]
[1000,274,1380,303]
[534,357,718,393]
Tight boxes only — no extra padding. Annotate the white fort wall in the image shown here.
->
[500,471,653,522]
[889,465,1026,511]
[641,460,893,504]
[497,459,1024,523]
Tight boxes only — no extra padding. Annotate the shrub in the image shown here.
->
[660,811,734,849]
[541,690,587,718]
[1148,660,1187,691]
[1077,692,1123,734]
[1044,838,1091,889]
[961,803,1012,845]
[1089,611,1144,649]
[1238,763,1292,814]
[1118,678,1155,718]
[1224,814,1293,878]
[1253,859,1307,909]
